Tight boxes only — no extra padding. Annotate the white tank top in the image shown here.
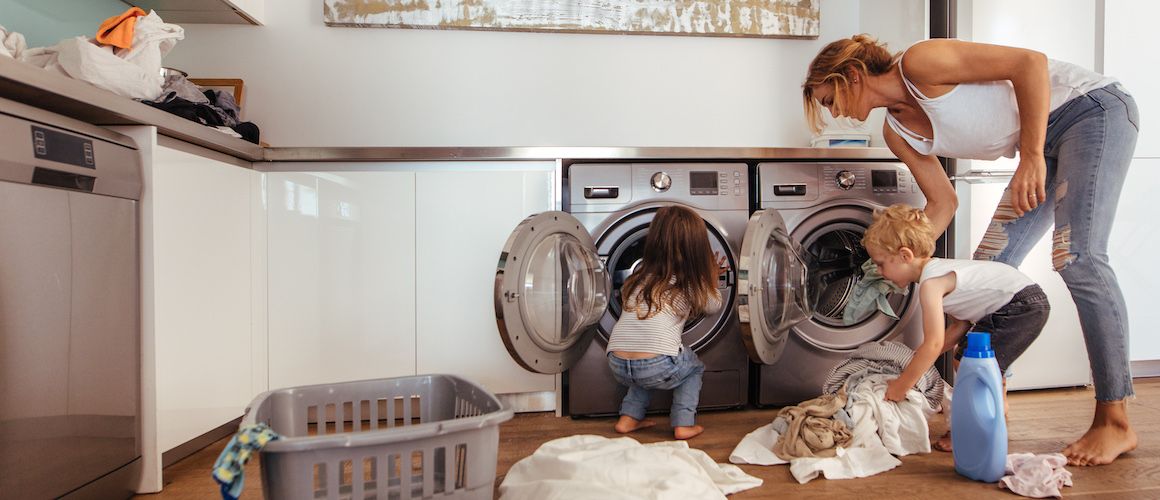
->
[919,258,1034,323]
[885,47,1118,160]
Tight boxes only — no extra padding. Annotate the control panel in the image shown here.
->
[822,165,917,194]
[570,163,748,212]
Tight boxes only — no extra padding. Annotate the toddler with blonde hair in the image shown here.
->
[862,204,1049,451]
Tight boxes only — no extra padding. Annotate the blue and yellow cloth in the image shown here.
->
[212,423,280,500]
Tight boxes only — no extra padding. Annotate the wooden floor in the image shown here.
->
[138,378,1160,499]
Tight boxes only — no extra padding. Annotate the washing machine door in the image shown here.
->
[495,211,612,374]
[737,209,813,365]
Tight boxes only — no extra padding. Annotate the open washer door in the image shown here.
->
[495,211,611,374]
[738,208,813,365]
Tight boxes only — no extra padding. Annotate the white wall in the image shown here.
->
[159,0,929,148]
[958,0,1160,363]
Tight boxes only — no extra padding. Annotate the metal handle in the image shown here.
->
[950,173,1014,183]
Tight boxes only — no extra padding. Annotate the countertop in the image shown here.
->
[0,57,898,164]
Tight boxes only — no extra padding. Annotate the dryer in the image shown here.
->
[747,162,927,407]
[493,163,756,416]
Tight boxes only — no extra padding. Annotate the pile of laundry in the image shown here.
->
[498,435,762,500]
[1,9,182,100]
[1,8,260,144]
[730,340,946,483]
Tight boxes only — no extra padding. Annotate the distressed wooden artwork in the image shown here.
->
[323,0,819,39]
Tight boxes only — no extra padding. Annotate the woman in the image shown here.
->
[802,35,1139,466]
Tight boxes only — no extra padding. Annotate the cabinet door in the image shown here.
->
[962,181,1091,390]
[266,172,416,389]
[1105,2,1156,157]
[416,167,554,395]
[1110,159,1160,361]
[151,145,256,452]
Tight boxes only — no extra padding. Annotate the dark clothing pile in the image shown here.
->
[140,75,260,144]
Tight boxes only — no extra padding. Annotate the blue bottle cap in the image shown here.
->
[963,332,995,358]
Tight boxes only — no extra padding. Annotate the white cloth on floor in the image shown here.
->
[846,374,931,456]
[729,374,932,483]
[999,453,1073,498]
[499,434,762,500]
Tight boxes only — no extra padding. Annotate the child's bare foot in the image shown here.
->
[674,425,703,440]
[1063,401,1137,466]
[933,430,953,452]
[614,415,656,434]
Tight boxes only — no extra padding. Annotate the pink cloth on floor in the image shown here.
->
[999,453,1073,498]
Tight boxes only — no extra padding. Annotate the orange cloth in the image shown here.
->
[96,7,147,50]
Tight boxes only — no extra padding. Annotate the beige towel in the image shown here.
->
[773,387,853,459]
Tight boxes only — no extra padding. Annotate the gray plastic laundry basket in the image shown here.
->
[241,374,514,500]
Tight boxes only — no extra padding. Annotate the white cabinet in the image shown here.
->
[415,167,556,396]
[265,172,417,389]
[1109,159,1160,362]
[148,140,261,451]
[114,126,266,493]
[1105,2,1158,158]
[126,0,265,25]
[955,179,1091,391]
[263,164,556,398]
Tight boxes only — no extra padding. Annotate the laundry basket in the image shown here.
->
[241,374,513,499]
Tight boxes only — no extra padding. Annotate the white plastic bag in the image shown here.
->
[9,11,183,100]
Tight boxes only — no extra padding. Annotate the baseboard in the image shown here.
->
[497,391,556,413]
[1132,360,1160,378]
[162,416,241,469]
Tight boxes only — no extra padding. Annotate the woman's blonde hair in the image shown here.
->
[802,34,896,134]
[862,204,936,258]
[620,205,719,320]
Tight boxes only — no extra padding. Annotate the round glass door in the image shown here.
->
[792,205,915,350]
[495,211,611,374]
[594,208,736,351]
[737,209,813,365]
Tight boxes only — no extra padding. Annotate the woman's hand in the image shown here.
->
[1008,153,1048,217]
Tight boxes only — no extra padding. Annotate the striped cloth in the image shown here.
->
[823,340,946,410]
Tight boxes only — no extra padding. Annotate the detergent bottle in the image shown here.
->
[951,332,1007,482]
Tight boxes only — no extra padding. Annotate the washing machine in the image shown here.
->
[746,162,927,407]
[493,163,752,417]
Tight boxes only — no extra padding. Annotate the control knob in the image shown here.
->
[650,172,672,192]
[836,170,856,190]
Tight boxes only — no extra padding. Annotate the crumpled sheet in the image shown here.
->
[844,259,906,324]
[773,386,852,459]
[2,12,183,100]
[498,435,762,500]
[1000,453,1073,498]
[730,375,933,483]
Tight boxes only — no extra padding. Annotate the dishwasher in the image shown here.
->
[0,96,143,498]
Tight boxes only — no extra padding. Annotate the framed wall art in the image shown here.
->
[323,0,819,39]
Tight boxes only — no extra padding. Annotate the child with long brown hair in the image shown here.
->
[606,205,725,440]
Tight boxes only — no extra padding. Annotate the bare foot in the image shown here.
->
[933,430,953,452]
[1063,401,1137,466]
[674,425,704,440]
[614,415,656,434]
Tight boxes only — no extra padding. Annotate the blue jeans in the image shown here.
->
[607,347,704,427]
[973,83,1139,401]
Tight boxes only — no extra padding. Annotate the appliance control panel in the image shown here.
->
[822,165,918,194]
[570,163,748,211]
